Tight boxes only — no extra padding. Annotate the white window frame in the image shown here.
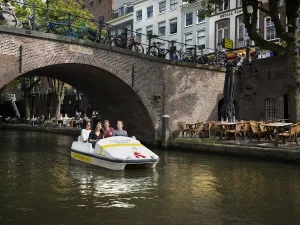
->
[147,6,153,18]
[136,10,142,21]
[146,25,153,40]
[170,0,178,11]
[184,32,193,51]
[216,19,230,50]
[197,29,206,50]
[158,21,166,36]
[237,0,242,7]
[264,16,277,41]
[185,12,193,27]
[217,0,229,12]
[236,15,246,48]
[135,28,142,43]
[169,18,178,34]
[159,1,166,14]
[197,9,205,24]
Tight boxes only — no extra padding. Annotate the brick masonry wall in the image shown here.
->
[0,27,225,143]
[237,57,289,121]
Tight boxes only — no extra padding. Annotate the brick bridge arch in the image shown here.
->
[0,26,226,144]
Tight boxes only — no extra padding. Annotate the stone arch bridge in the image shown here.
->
[0,26,225,144]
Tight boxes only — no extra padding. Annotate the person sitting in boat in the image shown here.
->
[113,120,128,137]
[88,122,104,148]
[103,120,114,138]
[80,121,91,142]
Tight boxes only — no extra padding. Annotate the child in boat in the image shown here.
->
[88,122,104,148]
[113,121,128,137]
[103,120,114,138]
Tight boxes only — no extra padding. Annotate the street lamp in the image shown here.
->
[246,4,253,15]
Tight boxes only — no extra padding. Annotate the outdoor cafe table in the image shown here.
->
[216,122,237,139]
[262,122,293,146]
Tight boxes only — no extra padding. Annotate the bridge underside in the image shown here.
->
[22,63,155,144]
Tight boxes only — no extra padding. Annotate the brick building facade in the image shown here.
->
[236,57,289,121]
[74,0,114,23]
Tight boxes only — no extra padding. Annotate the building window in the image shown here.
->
[184,33,193,50]
[118,6,124,16]
[136,10,142,21]
[147,6,153,18]
[170,0,178,10]
[185,12,193,27]
[216,19,229,50]
[168,40,177,50]
[158,21,166,36]
[159,1,166,14]
[236,15,246,48]
[218,0,229,12]
[135,28,142,42]
[197,29,206,49]
[265,98,276,120]
[146,25,153,40]
[197,9,205,23]
[265,17,276,41]
[169,18,177,34]
[237,0,242,7]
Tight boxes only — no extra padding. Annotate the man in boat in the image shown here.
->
[113,121,128,137]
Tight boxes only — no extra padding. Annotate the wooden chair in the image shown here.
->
[249,121,267,142]
[278,124,299,146]
[190,122,204,138]
[224,122,243,141]
[202,121,214,138]
[177,122,189,137]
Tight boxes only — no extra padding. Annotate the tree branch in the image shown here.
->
[242,0,286,53]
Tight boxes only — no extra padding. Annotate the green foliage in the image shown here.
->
[2,0,96,29]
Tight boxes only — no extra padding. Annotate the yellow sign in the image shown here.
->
[222,38,233,49]
[72,152,92,163]
[99,143,143,155]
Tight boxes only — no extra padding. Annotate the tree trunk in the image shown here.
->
[286,41,300,122]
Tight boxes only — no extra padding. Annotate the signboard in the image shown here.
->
[222,38,233,49]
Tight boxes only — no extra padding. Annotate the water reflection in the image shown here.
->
[69,164,159,208]
[1,130,300,225]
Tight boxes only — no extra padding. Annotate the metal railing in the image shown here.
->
[0,0,264,68]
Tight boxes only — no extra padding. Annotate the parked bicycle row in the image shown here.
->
[0,0,283,68]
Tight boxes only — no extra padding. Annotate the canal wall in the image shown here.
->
[0,124,80,136]
[170,139,300,163]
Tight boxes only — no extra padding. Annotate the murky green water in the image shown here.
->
[1,130,300,225]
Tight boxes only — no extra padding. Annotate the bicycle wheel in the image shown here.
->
[86,28,98,42]
[47,24,66,36]
[0,11,17,27]
[182,51,193,62]
[129,43,144,54]
[197,55,209,64]
[110,37,124,48]
[148,46,159,56]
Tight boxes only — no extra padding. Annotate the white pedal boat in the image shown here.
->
[71,136,159,170]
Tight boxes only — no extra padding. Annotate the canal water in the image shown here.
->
[1,130,300,225]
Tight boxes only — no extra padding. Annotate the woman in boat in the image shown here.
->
[88,122,104,148]
[113,121,128,137]
[103,120,114,138]
[80,121,91,142]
